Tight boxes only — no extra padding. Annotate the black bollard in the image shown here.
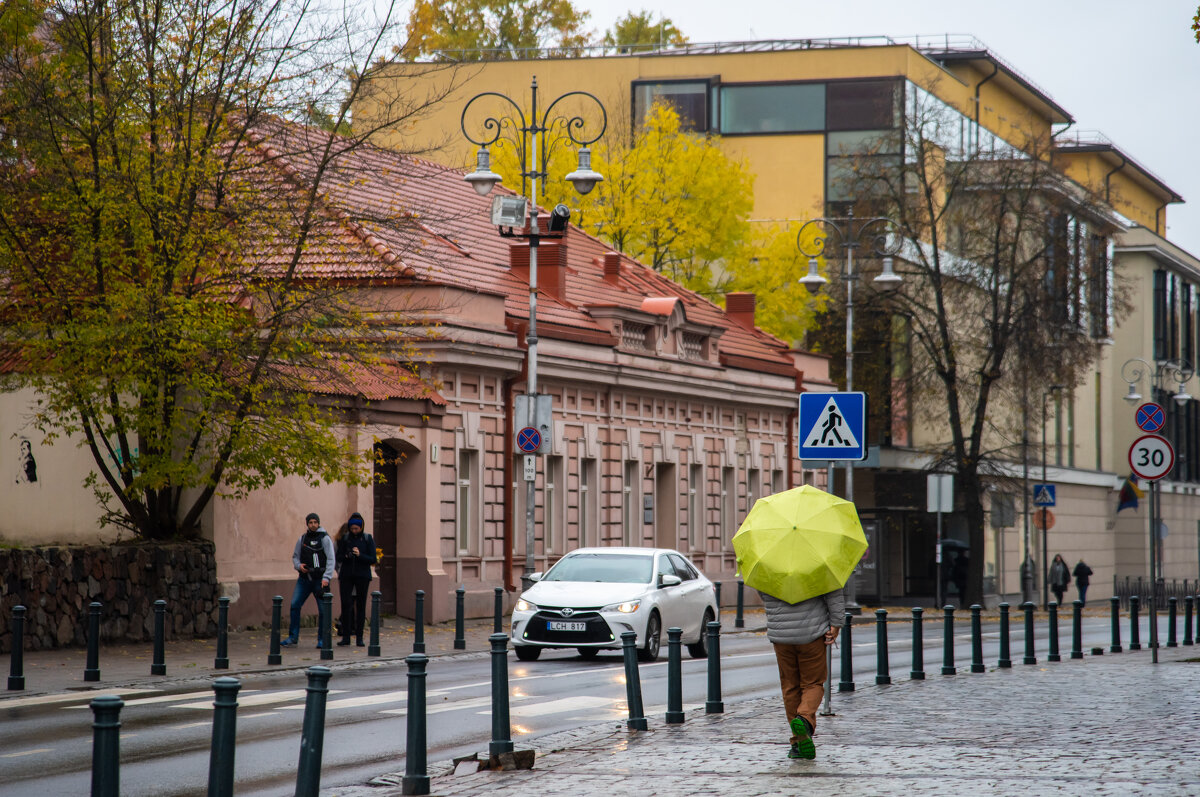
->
[268,596,282,666]
[8,605,26,690]
[735,580,745,628]
[151,600,167,676]
[1110,596,1123,653]
[705,621,723,713]
[1129,595,1141,650]
[295,666,332,797]
[941,605,956,675]
[1021,602,1037,664]
[665,627,684,724]
[970,604,985,673]
[1167,597,1178,648]
[714,581,722,619]
[90,695,123,797]
[910,607,925,680]
[402,654,430,796]
[320,592,333,661]
[839,612,855,691]
[620,631,649,731]
[875,609,891,684]
[1047,601,1061,662]
[488,633,513,756]
[1184,597,1195,646]
[207,677,241,797]
[414,590,426,654]
[369,591,382,657]
[214,596,230,669]
[1071,600,1084,659]
[998,602,1012,668]
[491,586,503,634]
[454,586,466,650]
[85,601,102,682]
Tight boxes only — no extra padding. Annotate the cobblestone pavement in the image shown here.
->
[339,645,1200,797]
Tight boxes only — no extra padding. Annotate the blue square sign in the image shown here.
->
[798,392,867,461]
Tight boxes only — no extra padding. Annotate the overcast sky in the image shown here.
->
[579,0,1200,256]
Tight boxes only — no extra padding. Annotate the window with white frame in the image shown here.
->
[457,449,479,556]
[623,460,640,546]
[545,455,563,554]
[721,466,735,546]
[579,457,598,547]
[689,463,704,551]
[747,467,761,520]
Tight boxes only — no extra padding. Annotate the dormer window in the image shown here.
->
[622,322,651,351]
[680,331,705,361]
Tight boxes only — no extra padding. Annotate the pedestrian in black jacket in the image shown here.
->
[282,513,335,648]
[1073,560,1093,606]
[336,512,376,646]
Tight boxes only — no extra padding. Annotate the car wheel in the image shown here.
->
[637,611,661,662]
[686,608,715,658]
[514,645,541,661]
[577,647,599,660]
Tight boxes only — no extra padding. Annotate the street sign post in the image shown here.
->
[516,426,542,454]
[1032,484,1056,507]
[926,473,953,610]
[1128,434,1175,482]
[798,392,867,461]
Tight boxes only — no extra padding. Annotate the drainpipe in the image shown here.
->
[1104,154,1127,204]
[501,328,530,592]
[973,62,1000,148]
[787,371,804,489]
[1155,202,1167,237]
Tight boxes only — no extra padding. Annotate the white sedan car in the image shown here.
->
[510,547,718,662]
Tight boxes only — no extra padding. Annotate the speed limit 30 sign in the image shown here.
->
[1129,434,1175,481]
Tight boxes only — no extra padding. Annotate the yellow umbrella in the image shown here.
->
[732,484,867,604]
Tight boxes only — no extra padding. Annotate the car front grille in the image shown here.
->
[522,609,614,644]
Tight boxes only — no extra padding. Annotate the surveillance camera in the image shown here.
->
[548,203,571,233]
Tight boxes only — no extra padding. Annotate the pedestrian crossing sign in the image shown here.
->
[798,392,867,461]
[1032,484,1056,507]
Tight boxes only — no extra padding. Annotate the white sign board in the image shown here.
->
[523,454,536,482]
[1128,434,1174,481]
[926,473,953,513]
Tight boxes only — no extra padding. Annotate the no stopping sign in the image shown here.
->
[1128,434,1174,481]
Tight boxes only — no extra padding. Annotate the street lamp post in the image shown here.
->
[462,77,606,590]
[1040,385,1063,611]
[798,210,902,614]
[1120,356,1193,663]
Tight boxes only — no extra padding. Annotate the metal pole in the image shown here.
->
[454,586,466,650]
[941,605,955,675]
[735,580,745,628]
[1047,601,1061,662]
[1167,597,1178,647]
[524,77,540,592]
[85,601,101,682]
[1130,595,1141,650]
[843,233,860,615]
[90,695,123,797]
[910,607,925,679]
[620,631,648,730]
[9,605,26,690]
[152,600,167,675]
[998,602,1012,668]
[414,590,426,654]
[970,604,984,673]
[369,591,382,656]
[268,596,282,665]
[714,581,722,618]
[1184,596,1194,646]
[320,593,333,661]
[1110,595,1123,653]
[1042,392,1049,611]
[838,612,855,691]
[1022,601,1037,664]
[705,621,724,713]
[1149,481,1159,664]
[665,627,684,724]
[1071,600,1084,659]
[295,666,332,797]
[214,596,230,669]
[875,609,890,684]
[207,677,241,797]
[402,654,430,796]
[488,633,513,756]
[494,586,504,634]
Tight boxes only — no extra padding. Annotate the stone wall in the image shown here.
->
[0,541,218,652]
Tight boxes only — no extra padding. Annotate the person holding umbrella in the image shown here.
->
[733,485,865,761]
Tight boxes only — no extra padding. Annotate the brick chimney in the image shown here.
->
[600,252,622,283]
[510,241,567,301]
[725,292,756,330]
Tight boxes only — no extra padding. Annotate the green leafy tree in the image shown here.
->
[0,0,450,540]
[603,10,687,51]
[400,0,591,61]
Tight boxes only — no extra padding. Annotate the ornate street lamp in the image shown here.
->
[797,210,902,613]
[461,77,607,589]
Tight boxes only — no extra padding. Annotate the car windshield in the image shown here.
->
[543,553,654,584]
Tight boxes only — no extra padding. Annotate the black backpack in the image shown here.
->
[300,531,328,576]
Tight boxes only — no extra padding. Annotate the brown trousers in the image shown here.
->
[773,638,828,742]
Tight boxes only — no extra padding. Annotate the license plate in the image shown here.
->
[548,621,586,631]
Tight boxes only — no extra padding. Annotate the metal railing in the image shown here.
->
[1113,576,1198,609]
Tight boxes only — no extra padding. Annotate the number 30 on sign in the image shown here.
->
[1128,434,1175,481]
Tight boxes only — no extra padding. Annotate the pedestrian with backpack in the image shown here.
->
[281,512,335,648]
[336,512,376,647]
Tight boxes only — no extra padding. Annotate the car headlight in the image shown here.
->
[515,598,537,612]
[601,600,641,613]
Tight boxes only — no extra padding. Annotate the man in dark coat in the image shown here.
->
[1073,560,1094,606]
[281,512,335,648]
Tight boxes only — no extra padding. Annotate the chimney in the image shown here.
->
[725,292,756,330]
[595,251,622,284]
[510,241,567,301]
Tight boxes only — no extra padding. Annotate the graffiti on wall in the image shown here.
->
[16,438,37,484]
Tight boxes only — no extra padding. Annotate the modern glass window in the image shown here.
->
[457,449,479,556]
[633,80,711,131]
[720,83,824,134]
[826,80,900,131]
[689,463,704,551]
[623,460,641,546]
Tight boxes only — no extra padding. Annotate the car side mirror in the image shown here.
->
[529,572,543,583]
[659,574,682,588]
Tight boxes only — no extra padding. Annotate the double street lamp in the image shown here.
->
[798,210,903,612]
[462,77,607,588]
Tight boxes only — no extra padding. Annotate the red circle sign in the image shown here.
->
[1128,434,1174,481]
[1135,402,1166,433]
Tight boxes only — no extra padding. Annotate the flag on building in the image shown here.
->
[1117,474,1144,512]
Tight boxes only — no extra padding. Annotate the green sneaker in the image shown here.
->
[787,743,803,759]
[789,717,816,759]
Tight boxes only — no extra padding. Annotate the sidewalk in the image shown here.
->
[345,644,1200,797]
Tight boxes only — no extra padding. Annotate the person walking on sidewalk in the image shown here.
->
[758,586,844,760]
[1049,554,1071,606]
[336,512,376,647]
[1073,559,1094,607]
[282,512,335,648]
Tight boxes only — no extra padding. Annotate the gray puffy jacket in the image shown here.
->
[758,588,845,645]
